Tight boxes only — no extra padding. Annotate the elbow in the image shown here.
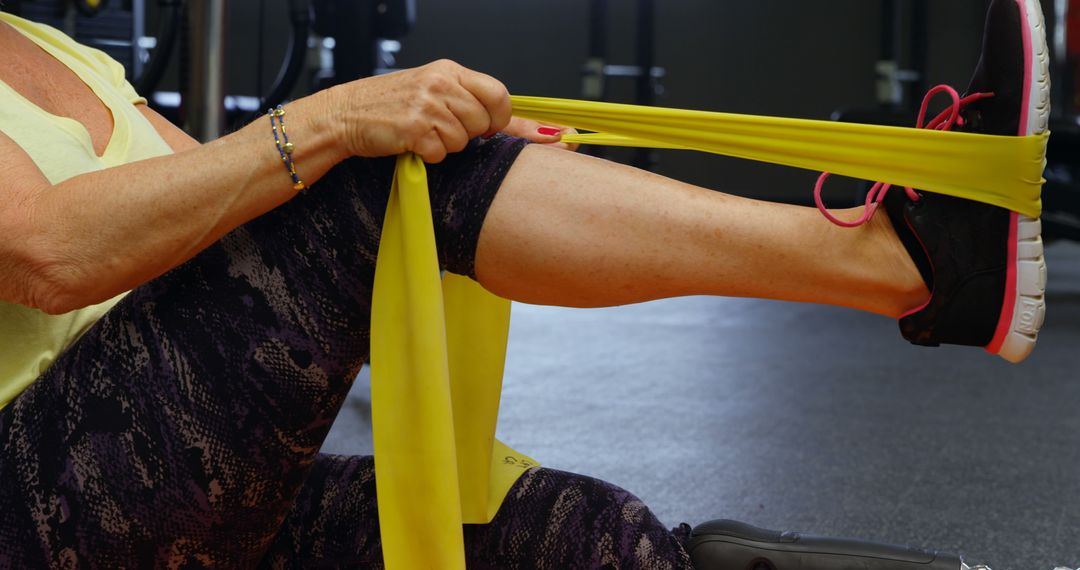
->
[21,247,95,316]
[3,200,110,314]
[32,285,88,316]
[29,266,89,316]
[2,197,98,315]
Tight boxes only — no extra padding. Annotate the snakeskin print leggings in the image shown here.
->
[0,136,693,569]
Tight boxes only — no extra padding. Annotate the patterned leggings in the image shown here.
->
[0,136,693,569]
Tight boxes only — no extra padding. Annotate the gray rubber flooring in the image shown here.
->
[323,241,1080,570]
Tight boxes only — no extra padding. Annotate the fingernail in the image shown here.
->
[537,127,561,136]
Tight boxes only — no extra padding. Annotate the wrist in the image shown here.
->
[247,89,351,195]
[290,87,351,166]
[312,85,353,163]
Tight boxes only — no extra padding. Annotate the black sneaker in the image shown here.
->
[685,519,973,570]
[884,0,1049,363]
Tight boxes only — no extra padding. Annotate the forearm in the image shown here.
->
[28,90,348,313]
[1,60,515,313]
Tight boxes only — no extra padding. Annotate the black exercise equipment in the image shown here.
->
[832,0,930,128]
[824,0,929,209]
[1044,0,1080,242]
[3,0,181,102]
[1042,128,1080,242]
[311,0,416,88]
[233,0,312,128]
[149,0,415,135]
[134,0,183,96]
[878,0,928,113]
[261,0,311,111]
[582,0,665,171]
[72,0,107,18]
[5,0,144,79]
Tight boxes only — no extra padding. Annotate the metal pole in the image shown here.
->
[909,0,929,109]
[1053,0,1070,119]
[634,0,656,108]
[186,0,225,141]
[332,0,377,84]
[582,0,608,159]
[875,0,898,108]
[879,0,896,63]
[633,0,656,170]
[583,0,608,101]
[132,0,146,79]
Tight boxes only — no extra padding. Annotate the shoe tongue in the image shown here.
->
[883,191,934,291]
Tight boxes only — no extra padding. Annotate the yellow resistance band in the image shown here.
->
[371,154,537,570]
[511,96,1048,218]
[371,96,1050,570]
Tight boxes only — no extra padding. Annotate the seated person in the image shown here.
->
[0,0,1047,566]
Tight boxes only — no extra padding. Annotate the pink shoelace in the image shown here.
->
[814,85,995,227]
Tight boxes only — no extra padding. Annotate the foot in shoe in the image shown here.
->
[891,0,1048,363]
[816,0,1049,363]
[684,519,976,570]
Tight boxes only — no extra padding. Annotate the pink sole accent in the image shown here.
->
[985,0,1035,355]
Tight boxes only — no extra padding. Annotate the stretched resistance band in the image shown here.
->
[511,95,1047,218]
[370,95,1049,570]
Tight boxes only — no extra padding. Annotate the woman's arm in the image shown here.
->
[136,104,202,153]
[0,60,512,315]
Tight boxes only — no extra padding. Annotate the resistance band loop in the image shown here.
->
[511,96,1047,218]
[371,154,537,570]
[371,96,1050,569]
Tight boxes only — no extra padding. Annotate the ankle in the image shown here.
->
[869,209,931,317]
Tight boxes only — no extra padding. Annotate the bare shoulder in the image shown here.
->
[135,104,202,153]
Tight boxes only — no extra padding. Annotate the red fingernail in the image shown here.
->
[537,127,561,136]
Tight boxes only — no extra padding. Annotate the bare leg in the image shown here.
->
[475,144,929,318]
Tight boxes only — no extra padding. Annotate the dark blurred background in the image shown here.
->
[196,0,994,203]
[2,0,1006,204]
[9,0,1078,226]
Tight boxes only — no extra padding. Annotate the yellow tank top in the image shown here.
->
[0,12,174,409]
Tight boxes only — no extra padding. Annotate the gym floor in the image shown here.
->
[324,240,1080,570]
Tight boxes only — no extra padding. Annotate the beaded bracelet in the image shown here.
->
[269,105,306,191]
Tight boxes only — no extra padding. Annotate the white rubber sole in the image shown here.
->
[992,0,1049,363]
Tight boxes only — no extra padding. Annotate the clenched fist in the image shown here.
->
[326,59,512,164]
